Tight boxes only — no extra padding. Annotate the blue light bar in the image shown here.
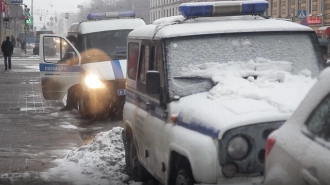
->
[87,11,136,20]
[179,1,268,18]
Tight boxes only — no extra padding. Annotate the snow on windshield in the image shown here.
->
[166,33,321,98]
[178,58,316,113]
[41,127,140,185]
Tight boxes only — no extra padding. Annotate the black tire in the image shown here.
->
[175,168,194,185]
[128,138,147,182]
[122,130,130,169]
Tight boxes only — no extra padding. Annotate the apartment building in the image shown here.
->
[151,0,330,31]
[268,0,329,31]
[150,0,221,22]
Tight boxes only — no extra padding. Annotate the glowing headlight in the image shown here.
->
[227,136,249,160]
[84,75,105,89]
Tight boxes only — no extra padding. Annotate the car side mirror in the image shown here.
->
[146,71,161,94]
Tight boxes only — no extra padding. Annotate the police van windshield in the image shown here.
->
[165,32,323,98]
[78,30,132,61]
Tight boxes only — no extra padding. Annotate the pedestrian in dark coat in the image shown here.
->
[21,39,26,52]
[11,35,16,48]
[16,37,20,47]
[1,36,14,70]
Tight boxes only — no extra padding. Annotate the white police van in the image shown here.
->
[39,11,146,118]
[122,1,325,185]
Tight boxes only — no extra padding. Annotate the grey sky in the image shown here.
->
[23,0,89,29]
[25,0,89,13]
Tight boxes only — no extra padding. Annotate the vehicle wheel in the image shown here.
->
[176,168,194,185]
[129,138,147,181]
[78,94,93,119]
[122,130,130,169]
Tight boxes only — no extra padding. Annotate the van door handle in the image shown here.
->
[301,169,320,185]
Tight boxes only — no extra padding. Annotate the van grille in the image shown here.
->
[218,121,284,174]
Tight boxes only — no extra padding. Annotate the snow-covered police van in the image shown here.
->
[39,11,146,118]
[122,1,325,185]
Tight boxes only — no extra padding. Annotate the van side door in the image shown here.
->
[39,34,82,100]
[125,41,149,168]
[138,45,167,182]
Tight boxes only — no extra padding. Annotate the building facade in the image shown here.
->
[151,0,330,31]
[268,0,329,31]
[150,0,221,23]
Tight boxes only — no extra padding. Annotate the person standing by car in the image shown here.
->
[1,36,14,70]
[58,35,80,111]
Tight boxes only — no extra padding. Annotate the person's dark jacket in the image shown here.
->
[1,37,14,56]
[21,40,26,50]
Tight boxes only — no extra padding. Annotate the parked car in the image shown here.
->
[39,11,146,118]
[264,67,330,185]
[122,1,324,185]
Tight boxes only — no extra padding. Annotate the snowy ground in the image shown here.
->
[40,127,140,185]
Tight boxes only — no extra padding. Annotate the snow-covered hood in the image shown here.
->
[81,60,127,80]
[170,59,318,139]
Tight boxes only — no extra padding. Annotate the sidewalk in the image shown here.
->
[0,59,82,184]
[0,47,34,58]
[0,59,123,184]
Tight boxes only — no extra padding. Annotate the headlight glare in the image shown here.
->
[84,75,105,89]
[227,136,249,160]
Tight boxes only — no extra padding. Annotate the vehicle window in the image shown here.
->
[306,93,330,142]
[80,30,132,61]
[165,32,323,98]
[138,45,150,83]
[150,46,164,87]
[43,36,79,65]
[128,42,140,80]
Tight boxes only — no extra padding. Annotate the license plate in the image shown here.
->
[117,89,126,96]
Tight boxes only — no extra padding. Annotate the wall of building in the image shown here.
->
[151,0,330,31]
[150,0,225,23]
[268,0,329,31]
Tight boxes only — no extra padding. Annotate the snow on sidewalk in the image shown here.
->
[41,127,140,185]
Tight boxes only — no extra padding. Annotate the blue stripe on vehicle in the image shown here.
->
[39,63,85,73]
[126,89,220,138]
[111,60,124,79]
[177,116,220,138]
[126,90,166,121]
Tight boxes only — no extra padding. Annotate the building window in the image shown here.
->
[318,0,323,14]
[288,0,291,16]
[309,0,312,14]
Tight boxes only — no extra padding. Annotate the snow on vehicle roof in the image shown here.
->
[128,15,313,39]
[77,18,146,34]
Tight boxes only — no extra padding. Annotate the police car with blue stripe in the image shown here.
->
[39,11,146,118]
[122,1,324,185]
